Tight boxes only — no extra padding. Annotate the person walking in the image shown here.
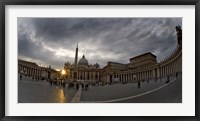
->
[138,81,141,88]
[176,72,178,78]
[20,75,22,81]
[166,75,170,83]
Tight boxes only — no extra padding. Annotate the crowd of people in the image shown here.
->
[19,71,181,91]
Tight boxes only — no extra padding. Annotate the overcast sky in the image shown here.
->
[18,18,182,70]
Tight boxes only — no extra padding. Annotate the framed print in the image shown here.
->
[0,0,200,120]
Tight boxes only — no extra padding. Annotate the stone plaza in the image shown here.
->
[18,25,182,103]
[18,74,182,103]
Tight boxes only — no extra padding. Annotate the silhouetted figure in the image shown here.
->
[68,83,74,88]
[62,82,65,88]
[68,83,72,88]
[85,84,88,90]
[166,75,170,83]
[76,83,79,90]
[138,82,141,88]
[20,75,22,81]
[176,72,178,78]
[81,83,84,90]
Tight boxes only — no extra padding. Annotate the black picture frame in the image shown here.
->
[0,0,199,121]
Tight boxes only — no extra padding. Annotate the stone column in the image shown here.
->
[72,71,74,80]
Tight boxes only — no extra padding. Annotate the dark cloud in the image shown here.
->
[18,18,182,69]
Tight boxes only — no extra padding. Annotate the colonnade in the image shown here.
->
[109,69,155,82]
[71,70,100,81]
[159,49,182,78]
[18,64,45,78]
[120,70,154,82]
[106,46,182,83]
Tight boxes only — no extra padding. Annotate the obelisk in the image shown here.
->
[74,43,78,82]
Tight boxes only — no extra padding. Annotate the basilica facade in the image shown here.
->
[64,55,101,82]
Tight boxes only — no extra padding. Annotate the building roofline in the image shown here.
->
[18,59,37,65]
[107,61,126,65]
[129,52,156,61]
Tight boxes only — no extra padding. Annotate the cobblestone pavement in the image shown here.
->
[113,77,182,103]
[18,77,76,103]
[80,76,181,102]
[18,75,181,103]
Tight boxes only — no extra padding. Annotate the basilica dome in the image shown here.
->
[78,55,89,66]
